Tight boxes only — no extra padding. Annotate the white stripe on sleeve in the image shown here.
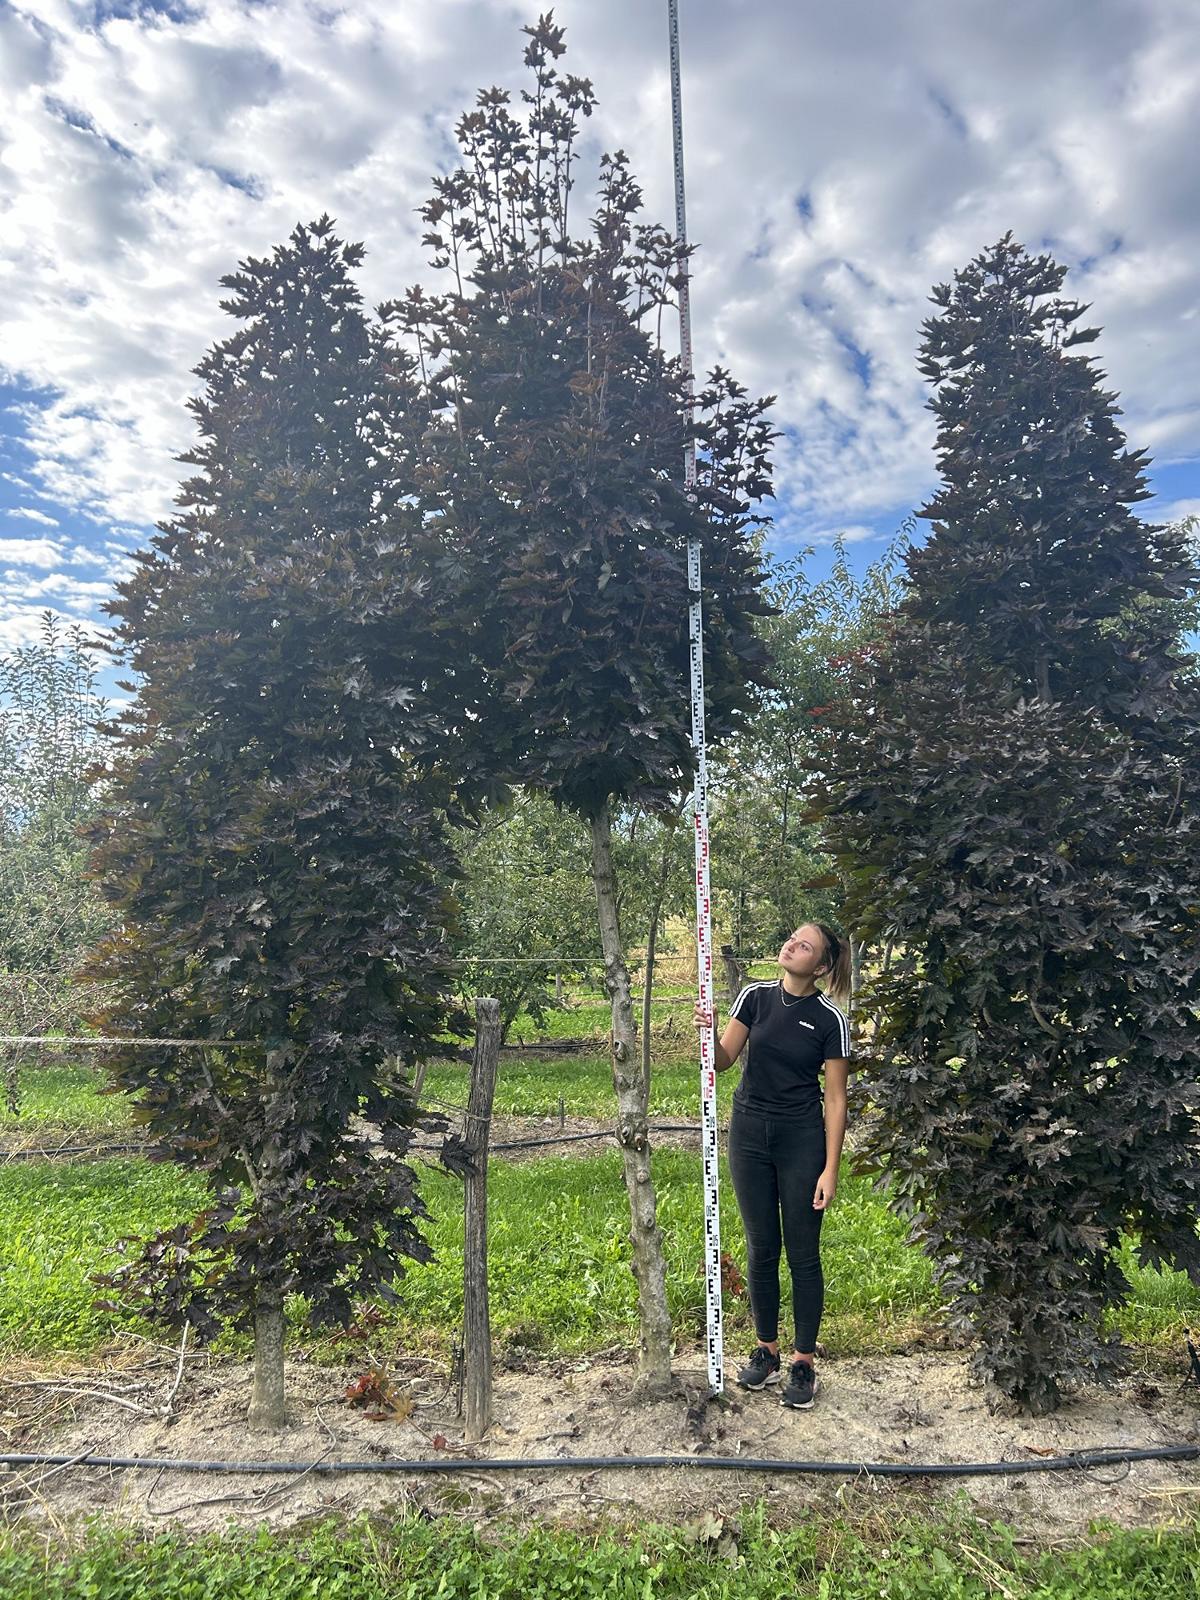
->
[730,980,772,1024]
[817,993,851,1057]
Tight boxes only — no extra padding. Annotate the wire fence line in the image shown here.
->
[1,952,781,981]
[0,1036,258,1048]
[0,1015,700,1124]
[0,949,779,1068]
[0,948,776,1118]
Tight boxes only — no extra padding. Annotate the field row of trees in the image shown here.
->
[0,580,878,1030]
[3,15,1199,1422]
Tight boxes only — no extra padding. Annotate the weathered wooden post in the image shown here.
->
[462,995,501,1444]
[719,944,745,1006]
[3,1045,20,1118]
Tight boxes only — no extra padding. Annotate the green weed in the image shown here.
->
[0,1063,133,1133]
[0,1505,1198,1599]
[1108,1237,1200,1345]
[424,1050,737,1119]
[0,1159,206,1351]
[0,1147,1193,1362]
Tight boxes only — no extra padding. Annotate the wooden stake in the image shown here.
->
[719,944,745,1006]
[463,996,501,1443]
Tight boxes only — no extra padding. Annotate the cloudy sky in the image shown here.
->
[2,0,1198,666]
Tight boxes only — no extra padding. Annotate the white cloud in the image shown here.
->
[0,607,72,651]
[1155,498,1200,525]
[75,541,134,580]
[0,586,115,676]
[0,0,1196,599]
[0,536,64,566]
[0,601,113,652]
[3,569,114,610]
[801,524,882,546]
[6,505,60,526]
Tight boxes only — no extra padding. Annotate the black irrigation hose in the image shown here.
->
[2,1445,1199,1480]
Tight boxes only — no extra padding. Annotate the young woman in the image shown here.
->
[695,924,852,1410]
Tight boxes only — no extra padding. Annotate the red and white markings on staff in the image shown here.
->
[670,0,724,1397]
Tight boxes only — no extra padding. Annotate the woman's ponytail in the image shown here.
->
[815,923,853,1010]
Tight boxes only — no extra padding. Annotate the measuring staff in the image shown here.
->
[695,925,852,1410]
[666,0,726,1394]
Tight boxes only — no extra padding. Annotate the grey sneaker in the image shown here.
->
[736,1346,782,1390]
[780,1359,819,1409]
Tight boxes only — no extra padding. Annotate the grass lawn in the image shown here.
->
[0,974,771,1132]
[1,1142,1195,1361]
[1,1504,1199,1599]
[0,1062,135,1134]
[3,1040,1197,1360]
[0,1148,930,1357]
[4,1047,736,1131]
[0,1158,207,1352]
[424,1050,740,1119]
[2,1050,1199,1598]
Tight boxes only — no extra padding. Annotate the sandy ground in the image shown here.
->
[0,1114,702,1164]
[3,1342,1198,1539]
[474,1113,707,1160]
[3,1113,1197,1540]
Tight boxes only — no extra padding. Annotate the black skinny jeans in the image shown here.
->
[727,1106,826,1353]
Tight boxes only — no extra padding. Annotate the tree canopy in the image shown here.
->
[393,13,778,1392]
[401,14,775,819]
[87,219,460,1425]
[813,235,1200,1411]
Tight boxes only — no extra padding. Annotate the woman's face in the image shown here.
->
[777,924,827,980]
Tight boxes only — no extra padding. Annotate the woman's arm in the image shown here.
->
[692,1006,749,1072]
[814,1059,849,1210]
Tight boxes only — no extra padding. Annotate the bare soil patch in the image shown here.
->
[0,1115,699,1165]
[3,1344,1197,1539]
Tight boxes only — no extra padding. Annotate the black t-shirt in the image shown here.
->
[729,980,850,1125]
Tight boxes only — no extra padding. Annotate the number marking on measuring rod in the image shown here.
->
[669,0,723,1396]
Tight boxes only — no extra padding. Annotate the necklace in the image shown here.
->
[778,980,811,1007]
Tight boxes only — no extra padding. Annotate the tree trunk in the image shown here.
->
[500,973,539,1043]
[589,799,675,1396]
[640,827,675,1100]
[641,922,658,1105]
[248,1291,288,1430]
